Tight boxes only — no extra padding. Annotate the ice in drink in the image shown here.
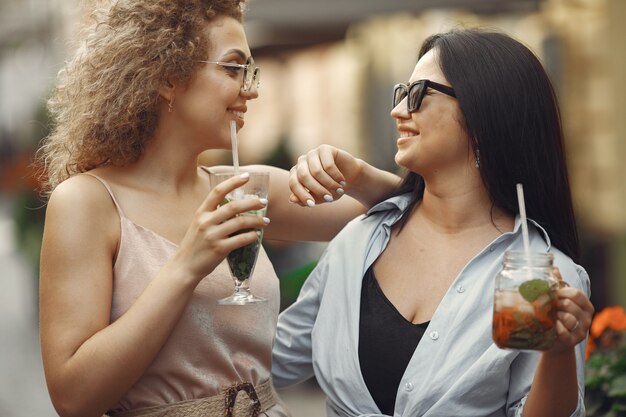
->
[492,279,557,350]
[492,251,558,351]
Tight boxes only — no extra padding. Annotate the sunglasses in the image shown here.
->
[393,79,456,113]
[198,56,261,92]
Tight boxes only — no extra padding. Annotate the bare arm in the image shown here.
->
[40,173,268,417]
[287,144,400,209]
[522,283,594,417]
[247,145,400,241]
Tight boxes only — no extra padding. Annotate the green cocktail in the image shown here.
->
[224,203,265,284]
[210,171,270,305]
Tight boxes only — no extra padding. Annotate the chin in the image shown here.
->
[394,152,411,170]
[395,155,422,175]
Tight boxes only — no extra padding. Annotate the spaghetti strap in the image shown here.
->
[80,173,125,218]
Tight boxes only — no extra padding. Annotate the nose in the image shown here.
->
[390,97,409,120]
[240,83,259,100]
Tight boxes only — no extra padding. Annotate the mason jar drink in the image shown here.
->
[492,251,559,350]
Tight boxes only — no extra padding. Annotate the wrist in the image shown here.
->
[350,162,400,206]
[343,158,374,205]
[540,347,576,364]
[161,258,202,291]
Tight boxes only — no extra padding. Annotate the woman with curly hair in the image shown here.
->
[37,0,398,416]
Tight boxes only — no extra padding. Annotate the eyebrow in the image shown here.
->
[218,48,248,61]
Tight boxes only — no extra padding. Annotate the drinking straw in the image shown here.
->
[516,183,531,255]
[230,120,244,199]
[230,120,240,176]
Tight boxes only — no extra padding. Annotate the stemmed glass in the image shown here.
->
[210,170,269,305]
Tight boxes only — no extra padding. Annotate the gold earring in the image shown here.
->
[168,96,175,113]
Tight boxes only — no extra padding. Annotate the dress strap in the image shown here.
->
[80,173,125,218]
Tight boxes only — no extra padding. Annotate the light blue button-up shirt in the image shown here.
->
[272,194,590,417]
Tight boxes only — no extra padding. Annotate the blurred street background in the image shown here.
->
[2,0,626,415]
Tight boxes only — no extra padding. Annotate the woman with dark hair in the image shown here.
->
[36,0,398,416]
[272,29,593,417]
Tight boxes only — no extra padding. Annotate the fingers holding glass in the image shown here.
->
[552,287,594,347]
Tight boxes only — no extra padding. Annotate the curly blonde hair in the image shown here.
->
[37,0,246,194]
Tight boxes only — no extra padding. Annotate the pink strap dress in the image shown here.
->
[83,174,288,416]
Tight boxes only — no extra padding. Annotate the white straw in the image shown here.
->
[230,120,240,176]
[230,120,245,200]
[516,183,531,255]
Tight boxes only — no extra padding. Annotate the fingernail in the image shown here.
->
[336,188,344,195]
[306,199,316,208]
[240,172,250,179]
[262,217,270,224]
[339,181,346,187]
[323,194,333,203]
[259,198,268,205]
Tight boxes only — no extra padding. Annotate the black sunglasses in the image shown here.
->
[393,79,456,113]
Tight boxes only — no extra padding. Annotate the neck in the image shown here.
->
[124,119,204,194]
[414,171,513,235]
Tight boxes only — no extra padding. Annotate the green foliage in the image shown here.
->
[279,260,317,309]
[12,188,45,275]
[586,330,626,416]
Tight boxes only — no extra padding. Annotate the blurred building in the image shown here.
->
[0,0,625,415]
[238,0,626,309]
[1,0,625,309]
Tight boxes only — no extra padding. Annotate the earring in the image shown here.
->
[474,148,480,168]
[168,96,175,113]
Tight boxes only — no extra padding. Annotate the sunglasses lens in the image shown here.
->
[393,86,407,107]
[407,83,424,112]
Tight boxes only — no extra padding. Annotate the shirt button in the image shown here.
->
[429,330,439,340]
[456,285,465,293]
[404,382,414,392]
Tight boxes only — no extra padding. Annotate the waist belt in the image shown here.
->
[107,379,277,417]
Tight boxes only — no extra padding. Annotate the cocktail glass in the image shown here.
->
[209,170,269,305]
[492,251,558,350]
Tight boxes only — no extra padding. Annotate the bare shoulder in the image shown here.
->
[45,173,120,253]
[48,174,116,218]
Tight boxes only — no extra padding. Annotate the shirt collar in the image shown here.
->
[367,193,552,250]
[512,213,552,250]
[367,193,413,216]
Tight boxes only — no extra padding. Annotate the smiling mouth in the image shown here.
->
[228,110,245,120]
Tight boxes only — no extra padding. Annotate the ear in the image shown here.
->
[158,80,176,103]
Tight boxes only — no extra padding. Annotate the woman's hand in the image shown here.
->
[288,145,361,207]
[172,173,269,282]
[288,144,401,208]
[549,268,595,353]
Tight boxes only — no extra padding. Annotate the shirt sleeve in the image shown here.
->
[271,251,330,389]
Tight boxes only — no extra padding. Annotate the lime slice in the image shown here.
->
[518,279,550,302]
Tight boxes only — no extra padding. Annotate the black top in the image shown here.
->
[358,266,429,415]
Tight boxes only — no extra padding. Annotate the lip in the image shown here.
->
[228,108,246,129]
[397,136,413,146]
[396,128,419,146]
